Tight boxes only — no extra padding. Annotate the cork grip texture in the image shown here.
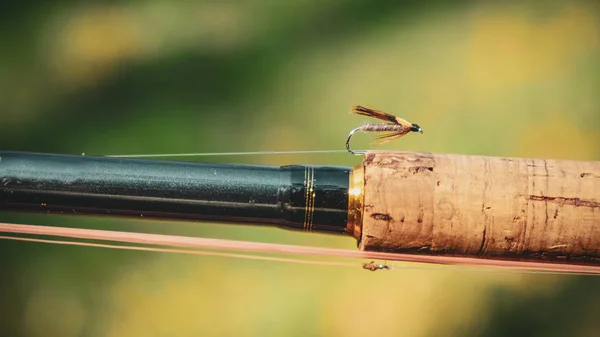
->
[359,151,600,264]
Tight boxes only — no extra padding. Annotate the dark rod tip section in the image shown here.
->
[0,151,351,235]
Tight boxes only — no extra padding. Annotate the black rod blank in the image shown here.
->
[0,151,351,234]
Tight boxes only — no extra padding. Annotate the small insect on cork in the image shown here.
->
[346,105,423,155]
[362,261,391,272]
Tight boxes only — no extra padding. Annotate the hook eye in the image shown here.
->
[410,124,423,133]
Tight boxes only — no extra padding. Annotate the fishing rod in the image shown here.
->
[1,105,599,273]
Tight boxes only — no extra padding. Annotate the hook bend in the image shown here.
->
[345,127,365,155]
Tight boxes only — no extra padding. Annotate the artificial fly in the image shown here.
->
[346,104,423,155]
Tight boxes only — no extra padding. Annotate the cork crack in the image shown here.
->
[408,166,433,174]
[371,213,392,221]
[478,225,487,255]
[525,195,600,208]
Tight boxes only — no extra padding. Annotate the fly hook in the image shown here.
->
[346,126,366,155]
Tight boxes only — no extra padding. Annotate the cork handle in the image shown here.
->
[358,151,600,264]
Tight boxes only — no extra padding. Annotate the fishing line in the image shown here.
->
[0,235,588,276]
[96,105,421,158]
[1,223,598,276]
[97,149,358,158]
[0,235,358,268]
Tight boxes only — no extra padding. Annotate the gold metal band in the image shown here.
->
[346,163,364,240]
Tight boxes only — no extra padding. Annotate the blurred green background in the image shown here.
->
[1,0,600,336]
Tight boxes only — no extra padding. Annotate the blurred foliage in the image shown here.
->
[1,0,599,336]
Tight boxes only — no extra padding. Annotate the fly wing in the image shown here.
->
[391,116,413,128]
[350,105,399,124]
[372,131,408,145]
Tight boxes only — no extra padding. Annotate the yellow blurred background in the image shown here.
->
[1,1,599,336]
